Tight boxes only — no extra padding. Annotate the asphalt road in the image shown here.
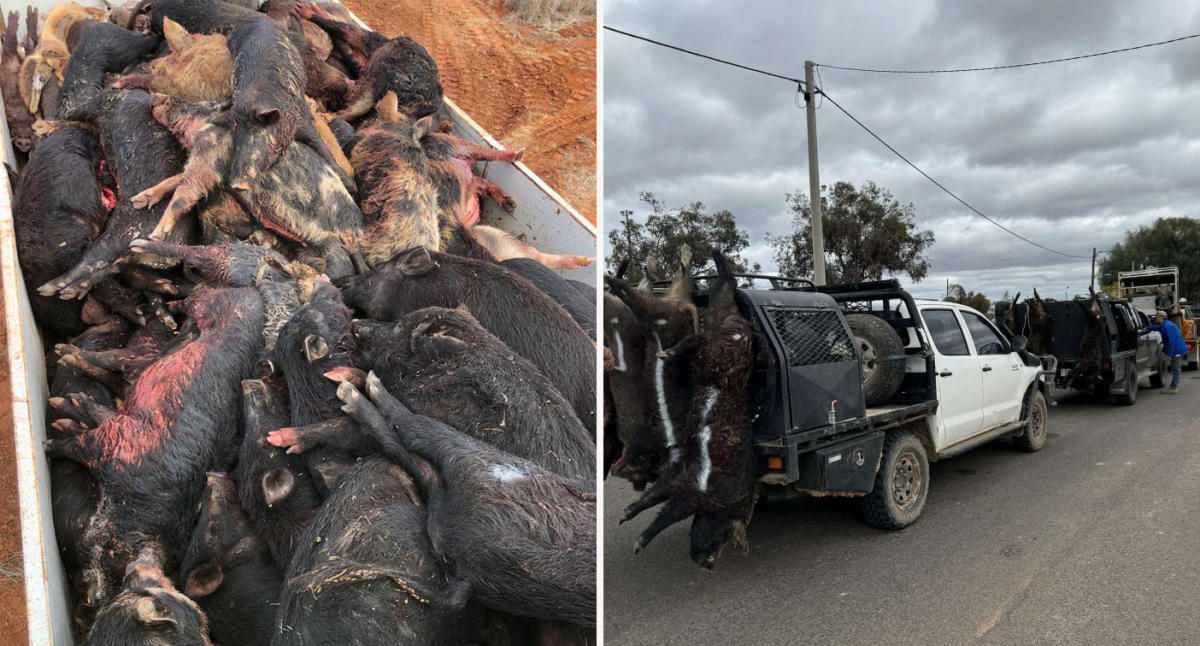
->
[603,380,1200,645]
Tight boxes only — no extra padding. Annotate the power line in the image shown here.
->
[817,33,1200,74]
[605,24,1107,259]
[603,26,805,85]
[817,89,1093,259]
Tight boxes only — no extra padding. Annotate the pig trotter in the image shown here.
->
[265,417,360,454]
[112,73,153,91]
[472,176,516,213]
[120,267,178,296]
[131,173,184,210]
[634,498,694,554]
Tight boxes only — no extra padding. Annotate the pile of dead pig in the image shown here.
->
[603,250,759,570]
[2,1,597,643]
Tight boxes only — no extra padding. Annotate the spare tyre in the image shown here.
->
[846,313,905,406]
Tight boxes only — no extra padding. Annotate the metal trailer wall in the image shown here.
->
[0,2,596,642]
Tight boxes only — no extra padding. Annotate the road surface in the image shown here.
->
[603,383,1200,645]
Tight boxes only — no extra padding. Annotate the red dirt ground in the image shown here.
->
[342,0,597,223]
[0,295,28,644]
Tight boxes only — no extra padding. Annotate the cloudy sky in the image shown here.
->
[602,0,1200,300]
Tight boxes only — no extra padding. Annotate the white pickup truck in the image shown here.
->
[737,278,1049,529]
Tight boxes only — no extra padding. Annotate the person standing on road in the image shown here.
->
[1145,310,1187,394]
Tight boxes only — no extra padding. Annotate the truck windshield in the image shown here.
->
[922,309,970,356]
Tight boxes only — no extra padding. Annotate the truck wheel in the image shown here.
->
[861,432,929,530]
[846,314,905,407]
[1013,390,1047,452]
[1113,362,1138,406]
[1149,356,1168,388]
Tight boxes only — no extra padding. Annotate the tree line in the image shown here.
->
[608,180,1193,315]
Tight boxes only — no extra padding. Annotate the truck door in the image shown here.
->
[919,307,983,445]
[961,310,1025,428]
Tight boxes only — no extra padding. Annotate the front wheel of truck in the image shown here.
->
[861,432,929,530]
[1013,390,1047,452]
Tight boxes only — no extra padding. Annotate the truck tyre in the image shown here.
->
[1013,390,1047,452]
[1113,361,1138,406]
[861,431,928,530]
[846,314,905,407]
[1149,356,1168,388]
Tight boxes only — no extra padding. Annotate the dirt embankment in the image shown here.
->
[0,299,27,644]
[343,0,596,223]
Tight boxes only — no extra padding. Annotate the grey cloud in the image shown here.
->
[604,0,1200,298]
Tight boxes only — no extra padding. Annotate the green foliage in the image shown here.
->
[945,283,991,314]
[605,192,760,284]
[1100,217,1200,300]
[767,180,935,284]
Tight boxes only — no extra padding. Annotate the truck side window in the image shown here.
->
[921,309,970,356]
[963,312,1008,355]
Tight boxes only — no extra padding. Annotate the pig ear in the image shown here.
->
[162,17,193,51]
[412,115,435,143]
[134,597,178,628]
[261,468,295,506]
[395,247,435,276]
[422,333,470,356]
[255,108,281,125]
[454,303,470,315]
[183,562,224,598]
[303,335,330,362]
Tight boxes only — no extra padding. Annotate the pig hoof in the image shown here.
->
[365,371,384,399]
[633,539,644,555]
[335,381,361,405]
[501,198,517,213]
[36,282,60,297]
[130,191,154,209]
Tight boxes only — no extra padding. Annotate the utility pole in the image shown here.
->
[945,278,950,300]
[1090,247,1097,293]
[621,209,633,261]
[804,61,826,286]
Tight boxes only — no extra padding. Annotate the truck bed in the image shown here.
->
[0,3,596,642]
[757,399,937,486]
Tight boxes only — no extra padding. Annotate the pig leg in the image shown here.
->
[48,395,100,426]
[634,497,695,554]
[619,475,676,523]
[435,133,524,164]
[144,293,178,331]
[471,176,517,213]
[119,266,178,296]
[49,394,118,427]
[265,416,376,455]
[23,6,37,53]
[131,174,185,210]
[55,354,123,392]
[470,225,593,270]
[111,73,154,91]
[91,281,149,326]
[334,378,442,495]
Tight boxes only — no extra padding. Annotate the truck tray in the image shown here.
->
[757,400,937,485]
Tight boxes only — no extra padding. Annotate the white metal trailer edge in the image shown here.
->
[0,2,596,642]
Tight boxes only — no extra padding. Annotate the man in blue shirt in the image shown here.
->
[1146,310,1188,394]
